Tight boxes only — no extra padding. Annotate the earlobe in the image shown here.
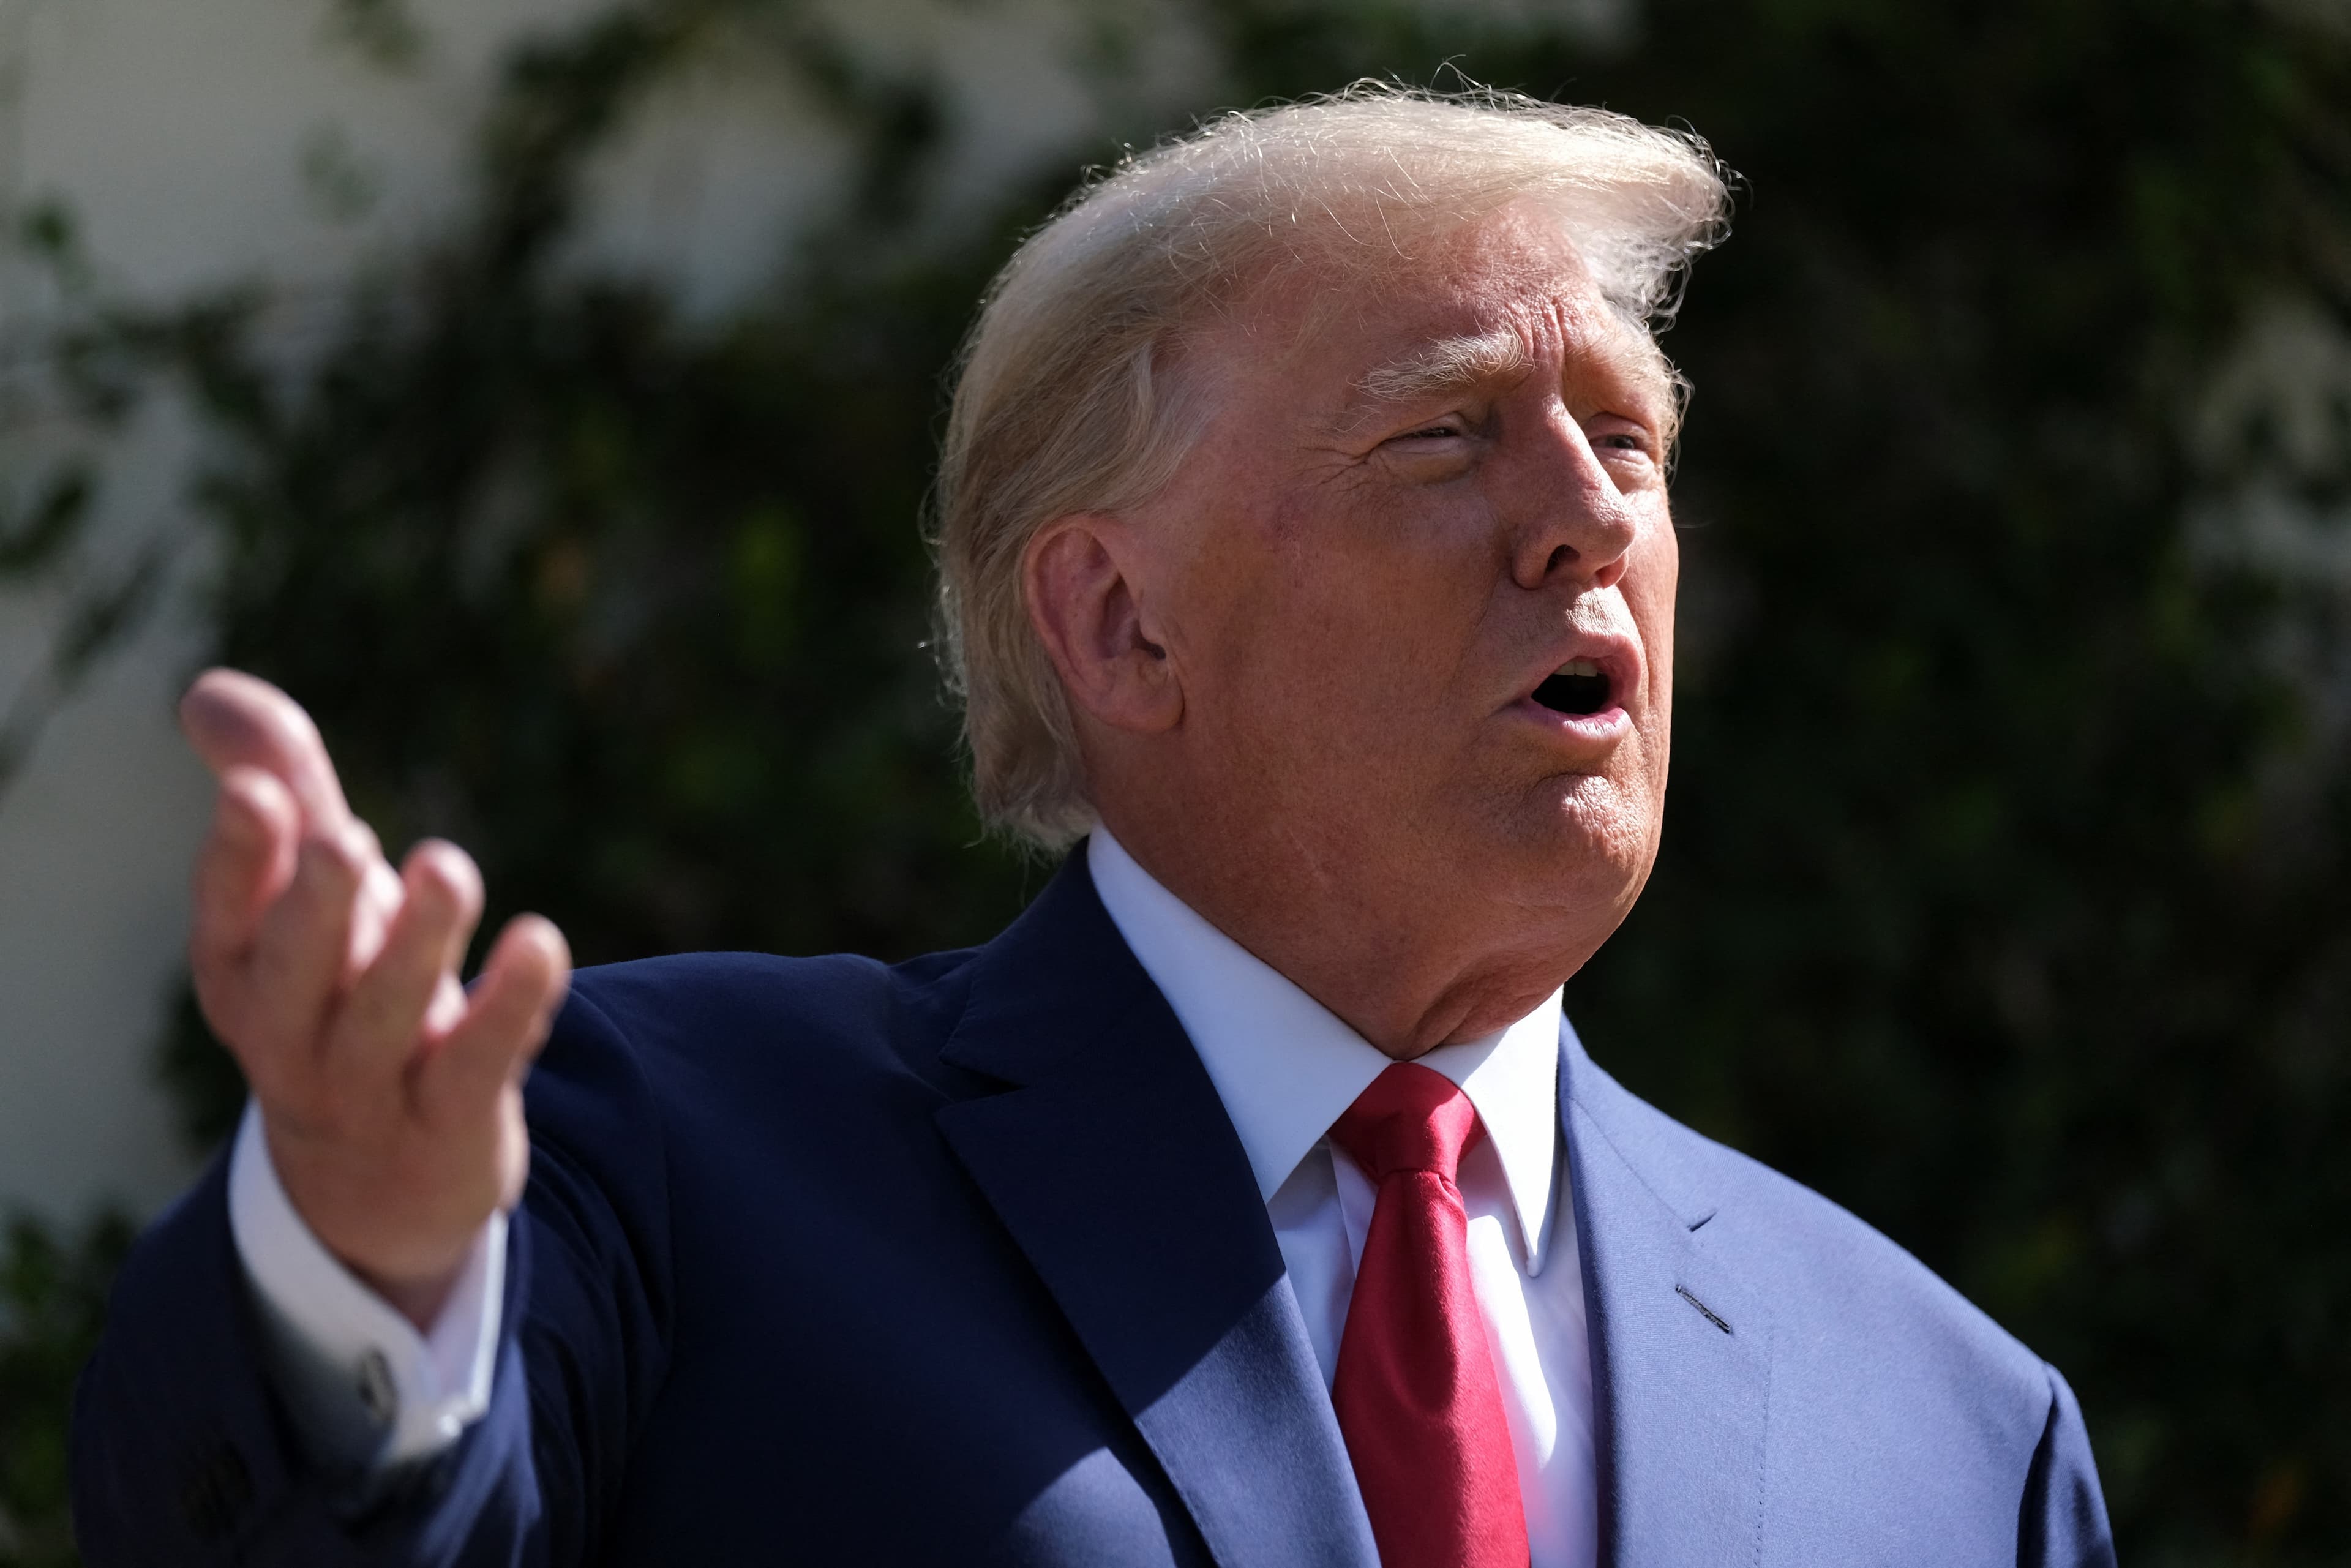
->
[1022,516,1183,735]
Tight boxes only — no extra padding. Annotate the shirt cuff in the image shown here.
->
[225,1100,505,1472]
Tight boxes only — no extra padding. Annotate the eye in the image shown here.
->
[1367,407,1488,478]
[1585,417,1659,464]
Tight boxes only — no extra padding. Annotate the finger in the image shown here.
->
[417,914,570,1126]
[179,668,352,830]
[328,840,485,1089]
[190,765,300,972]
[246,820,375,1078]
[347,842,408,981]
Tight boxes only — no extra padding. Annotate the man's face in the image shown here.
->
[1123,203,1679,987]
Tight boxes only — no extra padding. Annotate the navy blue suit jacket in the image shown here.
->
[73,851,2115,1565]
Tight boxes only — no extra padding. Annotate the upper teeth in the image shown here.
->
[1558,659,1602,678]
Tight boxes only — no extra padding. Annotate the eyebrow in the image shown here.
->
[1349,329,1532,409]
[1329,317,1672,441]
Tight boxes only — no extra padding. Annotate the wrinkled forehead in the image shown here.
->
[1190,200,1676,425]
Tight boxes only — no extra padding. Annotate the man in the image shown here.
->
[72,88,2115,1565]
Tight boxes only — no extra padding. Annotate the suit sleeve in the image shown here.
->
[69,983,675,1566]
[2017,1362,2117,1568]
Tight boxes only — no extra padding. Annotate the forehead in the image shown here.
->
[1204,203,1669,420]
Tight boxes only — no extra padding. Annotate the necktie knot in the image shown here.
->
[1329,1062,1483,1185]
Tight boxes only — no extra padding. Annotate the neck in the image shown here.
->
[1095,811,1580,1060]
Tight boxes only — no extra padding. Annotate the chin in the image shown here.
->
[1482,773,1660,910]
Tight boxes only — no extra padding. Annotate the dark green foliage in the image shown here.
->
[170,241,1041,973]
[15,0,2351,1562]
[0,1214,129,1566]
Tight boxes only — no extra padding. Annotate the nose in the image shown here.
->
[1498,408,1640,593]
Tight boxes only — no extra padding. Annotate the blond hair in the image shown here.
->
[935,84,1730,848]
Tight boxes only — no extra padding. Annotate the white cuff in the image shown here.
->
[227,1100,505,1471]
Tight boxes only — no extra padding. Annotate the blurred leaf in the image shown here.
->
[0,470,93,577]
[0,1211,131,1567]
[50,545,166,683]
[321,0,426,71]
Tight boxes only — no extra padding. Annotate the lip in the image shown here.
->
[1507,696,1635,749]
[1502,632,1643,749]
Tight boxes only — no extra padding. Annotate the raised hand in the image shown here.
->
[179,669,571,1329]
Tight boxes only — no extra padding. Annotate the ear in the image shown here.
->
[1022,514,1183,735]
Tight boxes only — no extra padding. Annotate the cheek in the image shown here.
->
[1170,478,1499,774]
[1232,583,1428,724]
[1629,520,1678,708]
[1202,586,1463,795]
[1270,534,1490,726]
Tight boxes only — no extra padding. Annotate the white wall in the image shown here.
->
[0,527,214,1225]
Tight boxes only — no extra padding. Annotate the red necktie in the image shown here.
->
[1328,1063,1529,1568]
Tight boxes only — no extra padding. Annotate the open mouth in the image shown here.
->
[1531,658,1613,717]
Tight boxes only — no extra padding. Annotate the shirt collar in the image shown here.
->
[1086,828,1562,1271]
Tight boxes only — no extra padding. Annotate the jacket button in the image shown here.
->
[179,1438,253,1540]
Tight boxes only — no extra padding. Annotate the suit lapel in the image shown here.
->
[935,851,1378,1568]
[1560,1022,1774,1568]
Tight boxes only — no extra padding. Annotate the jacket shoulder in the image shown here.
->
[556,945,983,1082]
[1568,1045,2055,1412]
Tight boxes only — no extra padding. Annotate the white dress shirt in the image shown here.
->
[1088,829,1598,1567]
[230,830,1597,1564]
